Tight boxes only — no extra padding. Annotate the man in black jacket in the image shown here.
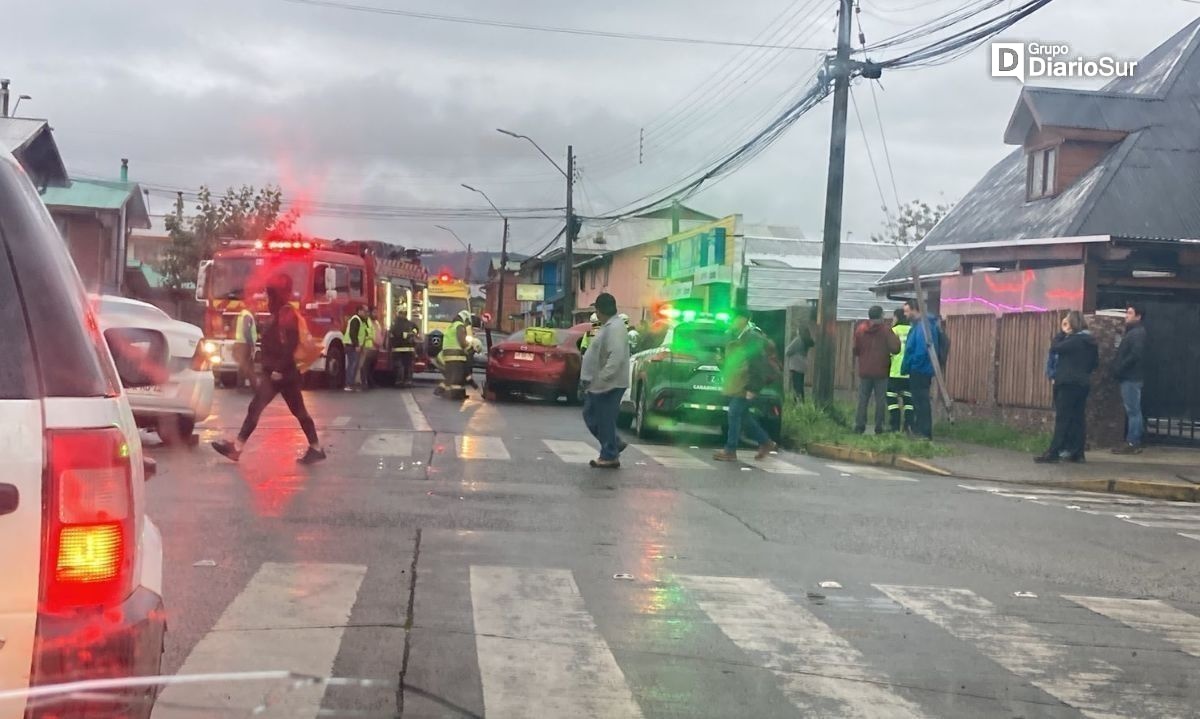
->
[213,273,326,464]
[1111,303,1148,454]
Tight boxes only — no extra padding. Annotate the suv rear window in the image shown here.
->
[0,224,37,399]
[0,160,121,398]
[671,322,728,357]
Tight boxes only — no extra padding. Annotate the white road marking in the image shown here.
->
[631,443,710,469]
[401,392,431,432]
[875,584,1198,718]
[827,464,919,482]
[470,566,644,718]
[331,415,350,427]
[755,455,818,476]
[1079,510,1200,522]
[679,575,924,718]
[1180,532,1200,542]
[455,435,510,460]
[1065,595,1200,659]
[1125,519,1200,531]
[542,439,597,464]
[154,562,367,719]
[358,432,414,457]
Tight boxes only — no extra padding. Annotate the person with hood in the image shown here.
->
[713,309,777,462]
[853,305,901,434]
[1036,310,1099,463]
[213,272,326,465]
[901,299,944,440]
[785,326,814,402]
[1111,303,1148,454]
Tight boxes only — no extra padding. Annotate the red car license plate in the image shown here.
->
[514,352,535,361]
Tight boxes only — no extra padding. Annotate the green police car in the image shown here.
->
[618,311,783,440]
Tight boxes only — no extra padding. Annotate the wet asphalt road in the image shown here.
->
[142,373,1200,718]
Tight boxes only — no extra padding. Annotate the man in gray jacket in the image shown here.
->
[580,293,630,468]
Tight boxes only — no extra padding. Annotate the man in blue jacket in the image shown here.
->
[901,299,943,440]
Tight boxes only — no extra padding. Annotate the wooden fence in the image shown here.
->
[944,314,994,405]
[942,311,1059,410]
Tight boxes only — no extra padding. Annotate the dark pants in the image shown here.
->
[442,354,468,395]
[1119,380,1144,446]
[394,349,414,385]
[233,342,257,391]
[1048,383,1089,457]
[855,377,889,433]
[790,371,806,402]
[582,387,624,461]
[361,348,378,388]
[888,377,911,431]
[910,373,933,439]
[345,348,360,388]
[725,395,770,454]
[238,371,318,446]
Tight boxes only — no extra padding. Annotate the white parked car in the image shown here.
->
[0,153,164,718]
[94,295,215,444]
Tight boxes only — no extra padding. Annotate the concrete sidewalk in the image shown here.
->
[931,442,1200,501]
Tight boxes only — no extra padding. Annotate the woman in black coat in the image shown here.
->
[1036,311,1099,463]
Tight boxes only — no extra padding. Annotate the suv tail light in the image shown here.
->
[41,428,135,613]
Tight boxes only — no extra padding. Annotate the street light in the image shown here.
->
[12,94,30,116]
[434,225,471,285]
[496,129,576,322]
[461,184,509,331]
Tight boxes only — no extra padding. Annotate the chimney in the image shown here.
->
[120,158,128,182]
[0,79,9,118]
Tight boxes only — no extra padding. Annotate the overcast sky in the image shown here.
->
[6,0,1198,257]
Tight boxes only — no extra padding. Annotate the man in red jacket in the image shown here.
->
[853,305,901,435]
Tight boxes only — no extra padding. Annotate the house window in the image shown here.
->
[602,262,610,287]
[590,267,597,290]
[1028,147,1057,199]
[648,257,663,279]
[579,268,585,292]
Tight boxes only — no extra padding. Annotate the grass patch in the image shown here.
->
[934,418,1051,454]
[781,400,948,459]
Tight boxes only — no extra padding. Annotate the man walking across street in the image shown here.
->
[580,293,630,469]
[901,299,943,441]
[233,305,258,392]
[888,308,912,432]
[714,309,777,462]
[853,305,901,434]
[1112,303,1148,454]
[343,304,367,391]
[213,273,326,465]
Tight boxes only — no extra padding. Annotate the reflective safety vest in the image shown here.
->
[234,309,257,345]
[442,320,467,360]
[364,318,381,350]
[890,323,911,379]
[580,323,600,351]
[343,315,368,348]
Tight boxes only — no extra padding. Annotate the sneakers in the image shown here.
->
[1111,443,1143,455]
[617,441,629,454]
[1033,452,1059,464]
[755,441,778,460]
[589,458,620,469]
[298,447,327,465]
[712,451,738,462]
[211,439,241,462]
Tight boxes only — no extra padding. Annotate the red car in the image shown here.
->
[486,322,592,403]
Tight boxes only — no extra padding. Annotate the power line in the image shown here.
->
[849,85,892,221]
[856,2,902,211]
[280,0,828,51]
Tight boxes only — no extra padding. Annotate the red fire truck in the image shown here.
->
[196,235,430,388]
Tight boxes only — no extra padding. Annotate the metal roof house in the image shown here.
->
[743,234,897,320]
[0,117,67,188]
[41,160,151,294]
[873,19,1200,443]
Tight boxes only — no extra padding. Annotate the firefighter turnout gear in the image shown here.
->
[391,313,419,387]
[439,313,471,399]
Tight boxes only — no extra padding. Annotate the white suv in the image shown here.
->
[94,295,215,444]
[0,154,165,718]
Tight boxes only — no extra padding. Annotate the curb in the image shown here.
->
[805,443,1200,502]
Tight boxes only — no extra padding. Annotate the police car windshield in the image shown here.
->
[428,297,469,323]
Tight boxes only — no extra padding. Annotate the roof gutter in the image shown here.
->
[935,234,1110,252]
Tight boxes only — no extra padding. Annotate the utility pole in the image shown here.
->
[464,243,472,286]
[0,79,10,117]
[496,219,508,332]
[563,145,576,324]
[812,0,854,408]
[175,191,184,221]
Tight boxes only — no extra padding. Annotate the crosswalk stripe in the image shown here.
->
[1180,532,1200,542]
[401,392,431,432]
[1125,519,1200,531]
[1079,510,1200,522]
[542,439,596,463]
[358,432,414,457]
[331,415,350,427]
[455,435,510,460]
[679,575,924,718]
[631,443,710,469]
[828,464,919,482]
[470,566,644,718]
[874,584,1197,718]
[1064,595,1200,659]
[154,562,367,719]
[754,455,818,476]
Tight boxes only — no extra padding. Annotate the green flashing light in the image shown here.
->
[682,310,697,322]
[714,312,731,322]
